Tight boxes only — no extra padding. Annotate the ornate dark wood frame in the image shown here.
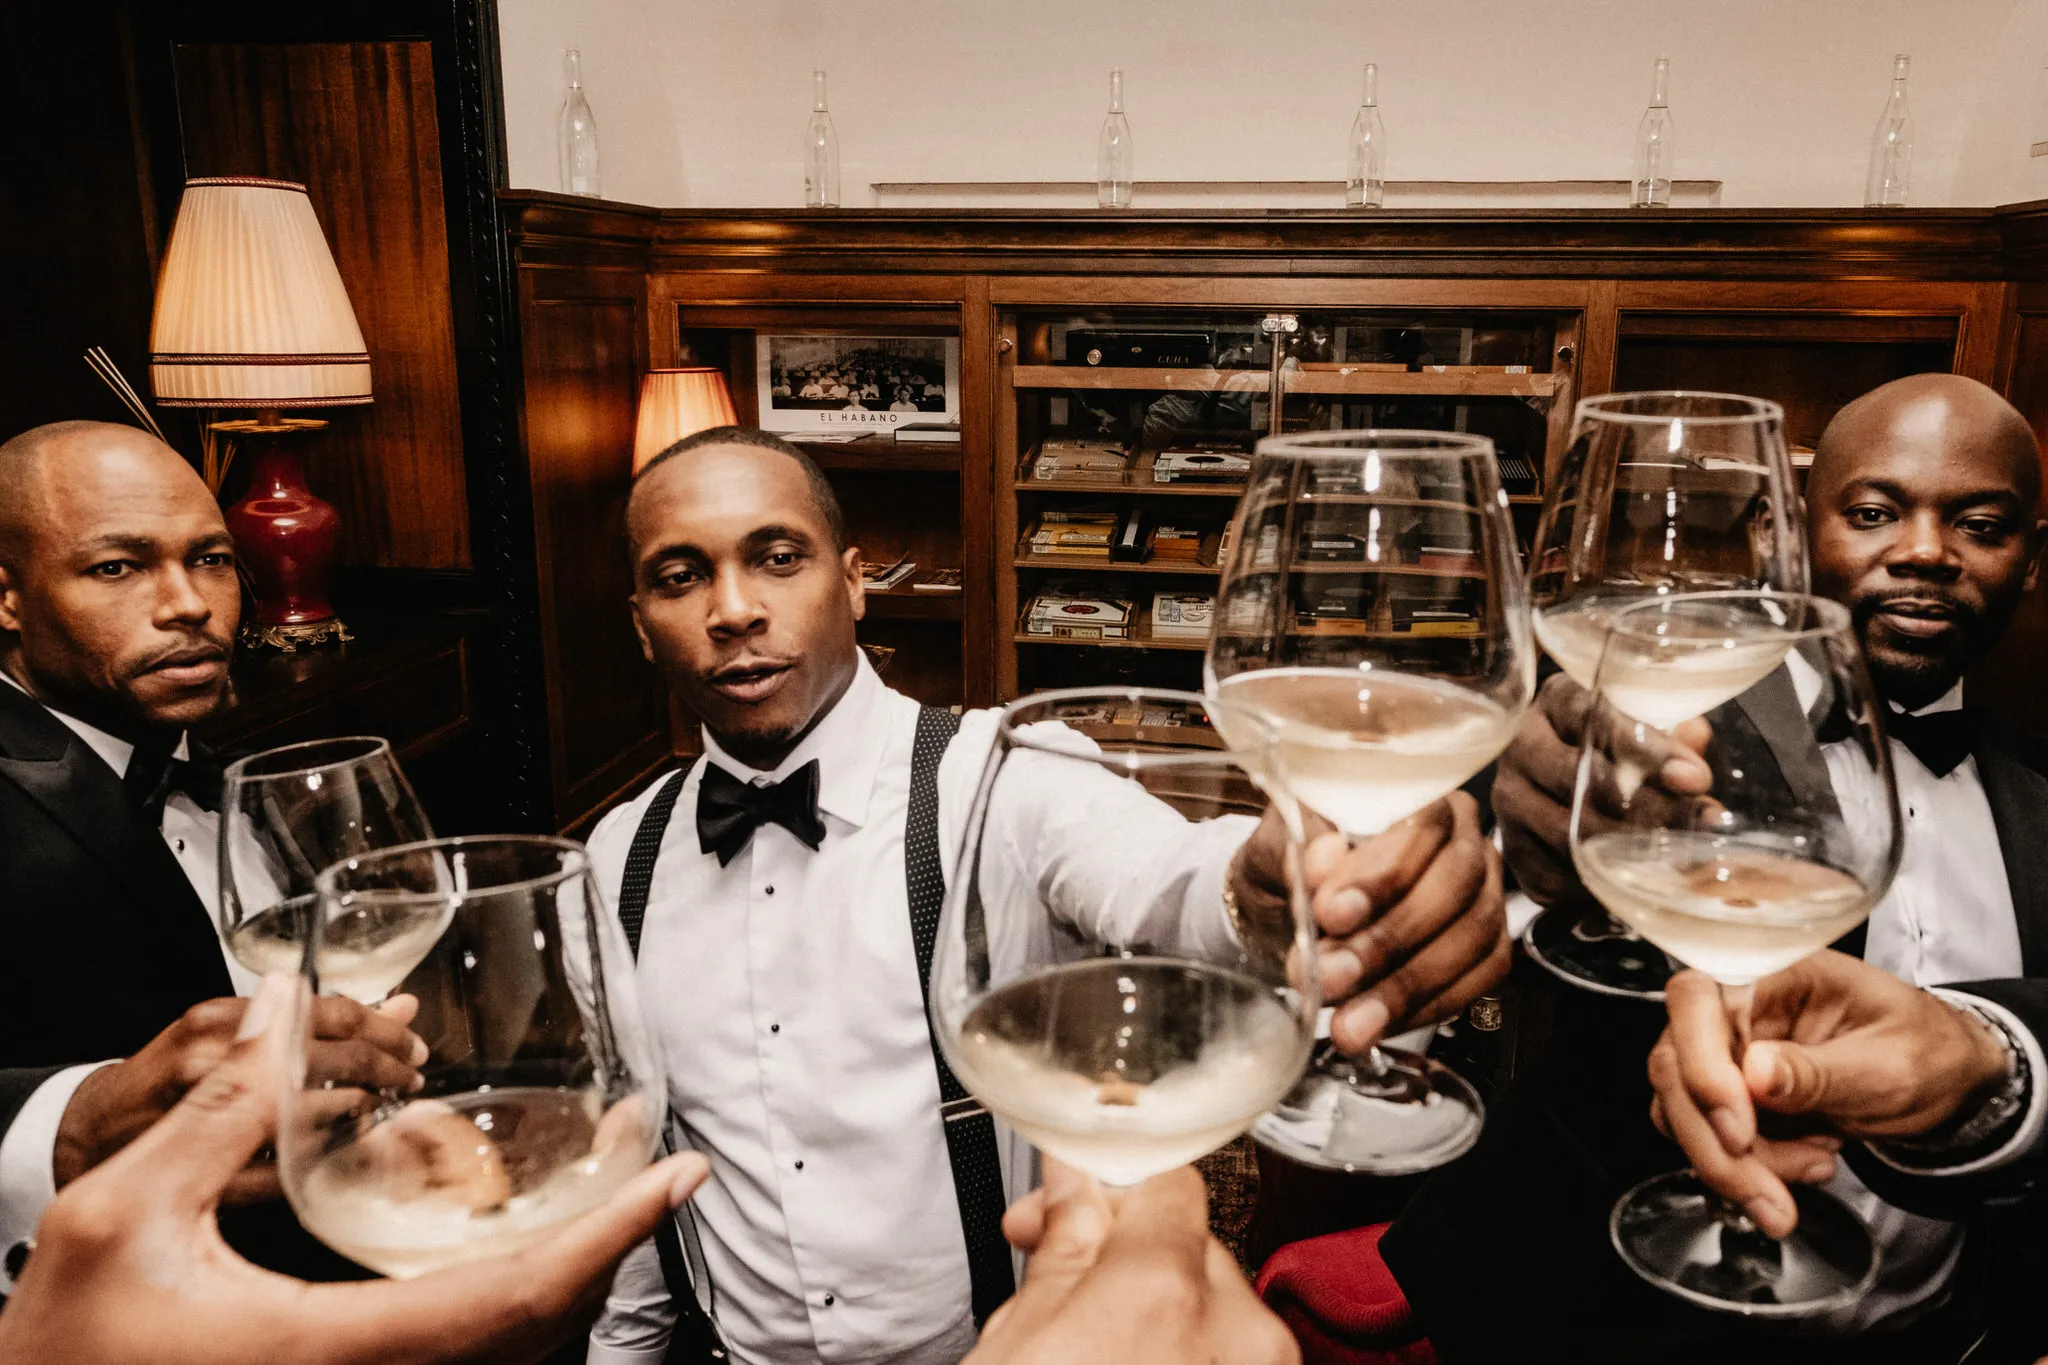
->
[131,0,555,828]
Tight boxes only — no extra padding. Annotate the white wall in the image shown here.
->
[498,0,2048,210]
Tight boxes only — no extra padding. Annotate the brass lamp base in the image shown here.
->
[241,618,353,653]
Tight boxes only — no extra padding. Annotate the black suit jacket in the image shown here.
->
[0,681,234,1064]
[1379,712,2048,1365]
[0,683,360,1280]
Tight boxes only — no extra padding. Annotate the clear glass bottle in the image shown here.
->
[1865,55,1914,208]
[1346,63,1387,209]
[1631,56,1673,209]
[558,48,601,198]
[804,69,841,208]
[1098,69,1133,210]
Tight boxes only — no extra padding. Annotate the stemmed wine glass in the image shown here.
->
[218,737,436,1003]
[927,688,1318,1188]
[1206,429,1535,1174]
[1524,392,1808,998]
[278,835,661,1278]
[1571,592,1901,1314]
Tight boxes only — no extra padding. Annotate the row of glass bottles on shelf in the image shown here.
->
[556,50,1919,212]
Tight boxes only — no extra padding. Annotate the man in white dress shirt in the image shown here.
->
[0,421,421,1289]
[1383,374,2048,1363]
[586,426,1508,1364]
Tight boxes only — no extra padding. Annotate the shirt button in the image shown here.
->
[770,1023,781,1033]
[795,1159,805,1170]
[824,1294,835,1307]
[173,838,186,854]
[764,885,776,897]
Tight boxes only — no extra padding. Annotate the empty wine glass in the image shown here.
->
[1207,429,1535,1174]
[218,736,435,1003]
[279,835,660,1278]
[1571,592,1900,1314]
[927,688,1317,1187]
[1524,392,1808,999]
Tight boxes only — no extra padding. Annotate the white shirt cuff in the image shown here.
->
[584,1343,671,1365]
[1506,890,1544,941]
[1864,990,2047,1178]
[0,1062,115,1289]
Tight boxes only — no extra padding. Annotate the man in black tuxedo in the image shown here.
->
[1376,375,2048,1363]
[0,421,419,1286]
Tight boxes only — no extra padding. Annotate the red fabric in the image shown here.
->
[1255,1223,1438,1365]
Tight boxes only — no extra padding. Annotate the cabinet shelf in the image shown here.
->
[1014,623,1208,653]
[1017,551,1222,576]
[1282,369,1565,398]
[1012,365,1269,393]
[1018,476,1246,499]
[1289,561,1486,579]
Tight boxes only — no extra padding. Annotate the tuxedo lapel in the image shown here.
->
[1974,729,2048,976]
[0,683,232,997]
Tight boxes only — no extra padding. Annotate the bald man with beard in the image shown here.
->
[0,422,419,1290]
[1358,376,2048,1364]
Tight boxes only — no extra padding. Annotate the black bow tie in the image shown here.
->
[696,760,826,866]
[1886,707,1979,778]
[124,736,225,825]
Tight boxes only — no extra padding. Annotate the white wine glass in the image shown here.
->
[928,688,1318,1188]
[1571,592,1901,1315]
[1206,429,1535,1174]
[218,736,436,1003]
[1524,391,1808,999]
[279,834,661,1278]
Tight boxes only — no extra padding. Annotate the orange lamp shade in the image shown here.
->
[632,368,738,473]
[149,177,370,408]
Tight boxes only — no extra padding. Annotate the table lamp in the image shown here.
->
[150,177,371,651]
[632,367,737,474]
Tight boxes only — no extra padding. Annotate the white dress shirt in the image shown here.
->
[586,654,1246,1365]
[0,674,253,1290]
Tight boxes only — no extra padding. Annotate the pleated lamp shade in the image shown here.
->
[150,177,371,408]
[632,368,738,472]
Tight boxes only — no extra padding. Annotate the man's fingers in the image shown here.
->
[988,1159,1116,1341]
[1744,1040,1836,1116]
[118,973,300,1212]
[314,1150,710,1364]
[1311,798,1459,937]
[311,993,430,1067]
[220,1160,284,1206]
[1662,970,1755,1154]
[304,1037,426,1095]
[1002,1187,1048,1254]
[1648,1036,1799,1237]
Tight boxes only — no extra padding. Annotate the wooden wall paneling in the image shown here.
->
[174,40,470,570]
[958,276,998,707]
[0,0,162,439]
[1544,305,1586,482]
[994,313,1023,701]
[1974,282,2048,724]
[519,271,670,830]
[1953,281,2015,385]
[984,277,1594,311]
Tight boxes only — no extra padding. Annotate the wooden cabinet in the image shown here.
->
[500,198,2048,750]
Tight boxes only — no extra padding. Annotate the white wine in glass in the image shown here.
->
[1523,392,1808,997]
[929,689,1318,1188]
[1571,592,1902,1316]
[280,835,662,1278]
[218,736,437,1003]
[1206,429,1535,1174]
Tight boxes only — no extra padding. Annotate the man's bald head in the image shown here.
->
[0,421,239,736]
[1806,374,2046,709]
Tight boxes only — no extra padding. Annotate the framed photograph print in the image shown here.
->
[756,334,960,435]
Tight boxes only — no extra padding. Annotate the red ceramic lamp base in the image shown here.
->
[219,427,351,653]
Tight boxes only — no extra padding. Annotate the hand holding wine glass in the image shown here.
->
[929,689,1317,1190]
[218,737,436,1003]
[279,836,662,1279]
[1648,953,2016,1239]
[0,969,707,1365]
[1570,591,1904,1315]
[1522,392,1808,997]
[1206,429,1533,1174]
